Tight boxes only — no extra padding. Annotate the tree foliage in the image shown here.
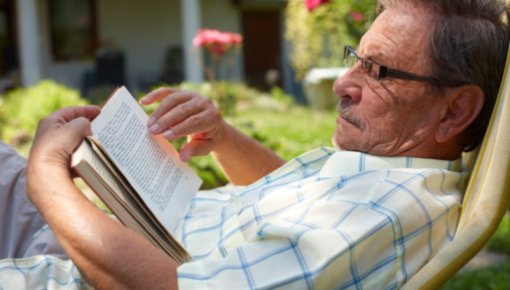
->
[285,0,377,79]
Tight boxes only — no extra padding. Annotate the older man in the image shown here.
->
[1,0,509,289]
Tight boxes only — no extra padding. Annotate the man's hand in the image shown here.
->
[27,105,101,202]
[140,87,226,161]
[29,105,101,170]
[141,87,285,185]
[25,105,180,290]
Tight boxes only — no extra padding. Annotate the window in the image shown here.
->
[48,0,97,61]
[0,0,17,76]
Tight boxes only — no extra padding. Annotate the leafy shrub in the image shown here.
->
[285,0,376,79]
[0,80,88,147]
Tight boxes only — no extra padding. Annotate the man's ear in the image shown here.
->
[435,85,484,144]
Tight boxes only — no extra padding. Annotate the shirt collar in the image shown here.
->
[319,149,462,178]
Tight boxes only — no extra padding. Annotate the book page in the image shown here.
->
[72,139,190,262]
[91,86,202,234]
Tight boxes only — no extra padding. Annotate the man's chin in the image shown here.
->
[333,135,364,152]
[332,135,350,150]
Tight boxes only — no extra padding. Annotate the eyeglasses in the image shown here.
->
[343,45,458,86]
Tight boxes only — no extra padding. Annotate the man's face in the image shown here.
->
[332,5,449,156]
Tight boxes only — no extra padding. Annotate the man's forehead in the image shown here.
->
[359,6,434,69]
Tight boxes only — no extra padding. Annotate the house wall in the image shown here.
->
[37,0,93,90]
[32,0,260,93]
[96,0,182,91]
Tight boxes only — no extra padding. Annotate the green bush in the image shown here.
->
[285,0,376,79]
[0,80,88,149]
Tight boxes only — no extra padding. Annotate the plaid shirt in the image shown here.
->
[0,148,465,290]
[177,148,465,289]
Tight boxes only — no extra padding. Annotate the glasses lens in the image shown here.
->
[344,48,358,68]
[361,60,373,74]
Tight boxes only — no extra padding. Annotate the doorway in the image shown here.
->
[0,0,17,90]
[241,10,281,91]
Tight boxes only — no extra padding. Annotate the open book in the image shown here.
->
[71,86,202,263]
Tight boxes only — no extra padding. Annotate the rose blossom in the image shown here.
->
[192,29,243,57]
[305,0,330,12]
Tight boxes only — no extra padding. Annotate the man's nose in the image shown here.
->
[332,69,362,102]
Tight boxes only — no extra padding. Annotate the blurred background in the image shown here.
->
[0,0,508,288]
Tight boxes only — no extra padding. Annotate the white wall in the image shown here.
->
[97,0,182,91]
[35,0,245,92]
[38,0,93,90]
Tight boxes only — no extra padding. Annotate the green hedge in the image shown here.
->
[0,80,88,150]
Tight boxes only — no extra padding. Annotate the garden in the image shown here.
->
[0,78,508,289]
[0,0,508,288]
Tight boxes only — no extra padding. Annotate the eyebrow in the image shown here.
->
[357,46,384,63]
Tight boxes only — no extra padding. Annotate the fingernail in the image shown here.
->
[149,123,161,134]
[162,129,175,140]
[147,117,156,127]
[180,150,190,162]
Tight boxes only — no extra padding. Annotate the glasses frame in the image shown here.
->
[343,45,459,87]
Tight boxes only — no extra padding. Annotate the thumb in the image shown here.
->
[65,117,93,148]
[179,139,214,162]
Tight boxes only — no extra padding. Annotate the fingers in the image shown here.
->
[139,87,180,105]
[165,110,221,140]
[145,90,221,140]
[179,139,215,162]
[141,87,226,158]
[51,105,101,123]
[35,105,99,142]
[66,117,94,140]
[29,105,99,174]
[148,91,196,129]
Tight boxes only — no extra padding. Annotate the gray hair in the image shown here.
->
[378,0,510,151]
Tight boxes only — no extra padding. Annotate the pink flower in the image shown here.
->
[305,0,330,12]
[192,29,243,57]
[351,11,364,22]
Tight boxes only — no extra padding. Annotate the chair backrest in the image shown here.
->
[402,48,510,289]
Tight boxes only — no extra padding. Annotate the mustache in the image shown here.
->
[337,99,364,130]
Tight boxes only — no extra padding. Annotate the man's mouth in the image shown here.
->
[337,98,363,129]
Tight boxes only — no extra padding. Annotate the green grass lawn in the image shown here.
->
[227,106,337,160]
[441,261,510,290]
[441,214,510,290]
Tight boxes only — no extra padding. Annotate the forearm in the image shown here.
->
[28,168,179,290]
[212,122,285,185]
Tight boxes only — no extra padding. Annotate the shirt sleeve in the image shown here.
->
[0,142,67,259]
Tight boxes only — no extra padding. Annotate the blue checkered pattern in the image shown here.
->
[0,147,464,289]
[0,255,89,289]
[177,148,465,289]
